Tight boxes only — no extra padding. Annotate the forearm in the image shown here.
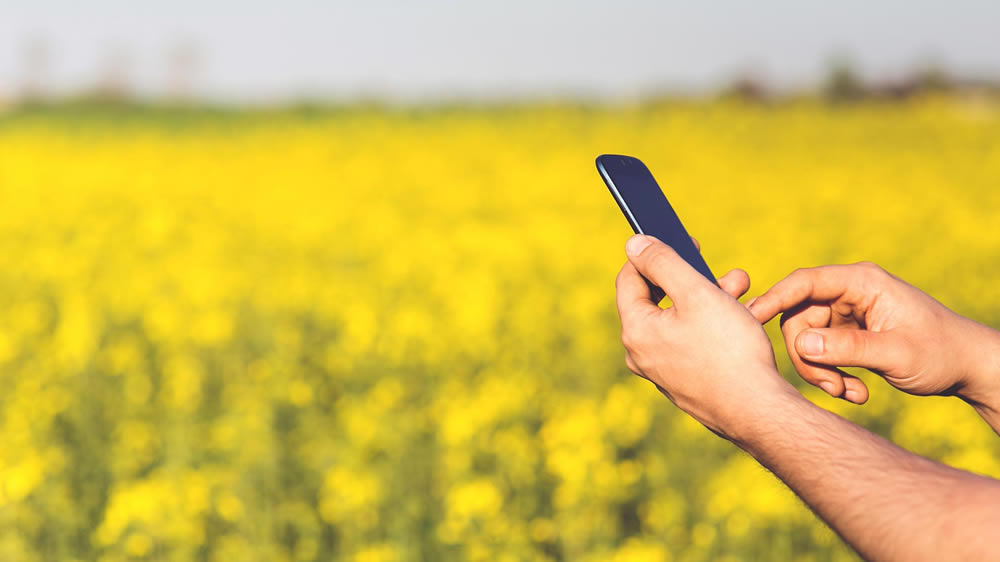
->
[734,387,1000,562]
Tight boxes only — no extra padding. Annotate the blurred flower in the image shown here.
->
[0,97,996,560]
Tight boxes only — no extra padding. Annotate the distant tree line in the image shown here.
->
[722,58,1000,104]
[3,38,999,109]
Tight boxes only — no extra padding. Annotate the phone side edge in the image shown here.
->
[596,158,643,235]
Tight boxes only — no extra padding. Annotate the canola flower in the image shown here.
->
[0,98,997,561]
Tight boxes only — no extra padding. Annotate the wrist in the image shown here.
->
[734,388,820,463]
[955,322,1000,417]
[723,371,808,451]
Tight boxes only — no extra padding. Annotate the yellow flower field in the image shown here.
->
[0,98,998,561]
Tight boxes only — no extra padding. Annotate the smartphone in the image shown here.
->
[596,154,717,302]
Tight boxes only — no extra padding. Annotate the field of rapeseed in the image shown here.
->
[0,97,998,561]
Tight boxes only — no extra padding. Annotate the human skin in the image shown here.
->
[746,262,1000,434]
[615,234,1000,561]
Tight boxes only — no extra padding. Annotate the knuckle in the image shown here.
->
[614,267,628,290]
[786,267,815,289]
[646,249,672,271]
[856,261,886,275]
[801,372,826,387]
[790,267,811,280]
[622,313,657,353]
[790,361,823,384]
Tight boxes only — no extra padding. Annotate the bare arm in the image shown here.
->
[614,240,1000,561]
[739,389,1000,561]
[957,326,1000,434]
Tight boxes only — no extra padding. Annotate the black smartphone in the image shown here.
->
[596,154,717,302]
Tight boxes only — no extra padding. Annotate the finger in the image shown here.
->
[748,265,863,325]
[780,305,851,398]
[691,236,701,252]
[841,374,870,404]
[717,268,750,300]
[794,328,908,375]
[782,304,871,404]
[625,235,710,307]
[615,261,660,326]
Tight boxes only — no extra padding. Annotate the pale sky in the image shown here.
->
[2,0,998,102]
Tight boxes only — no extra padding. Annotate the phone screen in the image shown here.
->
[596,154,717,293]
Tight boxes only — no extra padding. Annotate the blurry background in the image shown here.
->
[4,0,1000,103]
[1,2,999,561]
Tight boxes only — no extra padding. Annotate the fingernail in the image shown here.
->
[799,331,824,356]
[626,235,653,257]
[819,381,837,395]
[844,389,861,403]
[745,296,758,309]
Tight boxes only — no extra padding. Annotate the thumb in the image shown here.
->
[795,328,906,373]
[625,235,707,305]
